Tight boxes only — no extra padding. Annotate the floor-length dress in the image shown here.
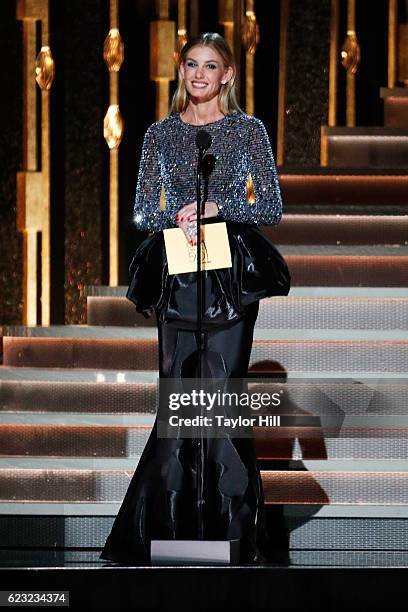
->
[99,110,284,565]
[100,300,276,564]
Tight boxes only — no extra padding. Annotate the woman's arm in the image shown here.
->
[133,125,177,232]
[216,117,283,226]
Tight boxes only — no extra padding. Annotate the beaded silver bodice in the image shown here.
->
[133,112,283,232]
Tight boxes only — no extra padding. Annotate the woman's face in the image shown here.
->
[180,45,233,102]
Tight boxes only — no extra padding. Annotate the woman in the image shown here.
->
[100,32,284,565]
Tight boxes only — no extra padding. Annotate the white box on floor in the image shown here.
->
[151,539,240,565]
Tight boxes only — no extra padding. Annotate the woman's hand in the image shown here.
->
[176,201,218,223]
[175,201,219,245]
[177,215,200,246]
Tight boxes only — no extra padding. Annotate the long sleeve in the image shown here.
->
[215,117,283,226]
[133,125,177,232]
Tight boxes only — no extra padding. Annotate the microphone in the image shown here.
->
[201,154,215,207]
[195,131,214,176]
[201,154,215,179]
[195,131,213,216]
[195,130,212,151]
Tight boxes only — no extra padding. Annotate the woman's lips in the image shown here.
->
[192,81,208,88]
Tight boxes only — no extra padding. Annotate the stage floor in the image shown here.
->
[1,548,408,568]
[0,551,406,611]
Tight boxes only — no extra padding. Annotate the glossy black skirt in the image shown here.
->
[99,300,275,564]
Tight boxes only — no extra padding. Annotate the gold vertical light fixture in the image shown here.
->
[341,0,360,127]
[218,0,235,53]
[103,1,124,286]
[241,0,259,203]
[388,0,397,87]
[151,0,176,121]
[16,0,54,326]
[328,0,339,127]
[219,0,244,92]
[242,0,259,117]
[177,0,188,54]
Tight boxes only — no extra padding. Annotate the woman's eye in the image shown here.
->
[186,62,217,69]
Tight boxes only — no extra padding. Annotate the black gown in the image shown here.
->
[99,111,288,565]
[99,296,275,565]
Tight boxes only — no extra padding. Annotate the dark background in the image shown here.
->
[0,0,390,325]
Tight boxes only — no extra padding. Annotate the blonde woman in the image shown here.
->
[100,32,285,565]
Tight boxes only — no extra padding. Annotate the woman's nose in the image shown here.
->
[195,67,204,78]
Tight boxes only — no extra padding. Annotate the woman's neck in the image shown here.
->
[181,103,224,125]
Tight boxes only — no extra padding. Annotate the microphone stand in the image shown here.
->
[195,144,205,540]
[194,132,213,541]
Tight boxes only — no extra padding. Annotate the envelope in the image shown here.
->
[163,221,232,274]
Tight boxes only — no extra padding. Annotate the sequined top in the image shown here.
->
[133,111,283,232]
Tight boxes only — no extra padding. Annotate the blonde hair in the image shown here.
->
[169,32,245,117]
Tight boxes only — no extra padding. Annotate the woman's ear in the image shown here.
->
[179,62,185,80]
[221,66,234,84]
